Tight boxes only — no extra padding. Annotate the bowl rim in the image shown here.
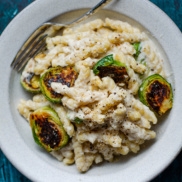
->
[0,0,182,182]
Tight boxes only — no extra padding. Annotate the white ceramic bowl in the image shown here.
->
[0,0,182,181]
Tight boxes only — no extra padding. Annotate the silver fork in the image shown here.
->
[11,0,113,72]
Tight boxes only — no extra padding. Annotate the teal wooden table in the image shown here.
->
[0,0,182,181]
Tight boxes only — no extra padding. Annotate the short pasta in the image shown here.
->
[18,18,168,172]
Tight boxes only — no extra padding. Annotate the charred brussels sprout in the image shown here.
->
[29,106,69,152]
[40,66,78,103]
[20,72,40,93]
[138,74,173,115]
[93,54,129,85]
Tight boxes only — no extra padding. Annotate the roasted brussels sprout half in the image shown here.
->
[29,106,69,152]
[138,74,173,115]
[40,66,78,103]
[93,54,129,85]
[20,72,40,93]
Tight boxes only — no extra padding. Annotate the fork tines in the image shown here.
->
[11,24,51,72]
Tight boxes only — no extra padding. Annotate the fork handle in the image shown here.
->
[67,0,113,27]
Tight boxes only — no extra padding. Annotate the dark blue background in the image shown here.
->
[0,0,182,181]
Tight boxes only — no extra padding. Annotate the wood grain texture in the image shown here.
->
[0,0,181,181]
